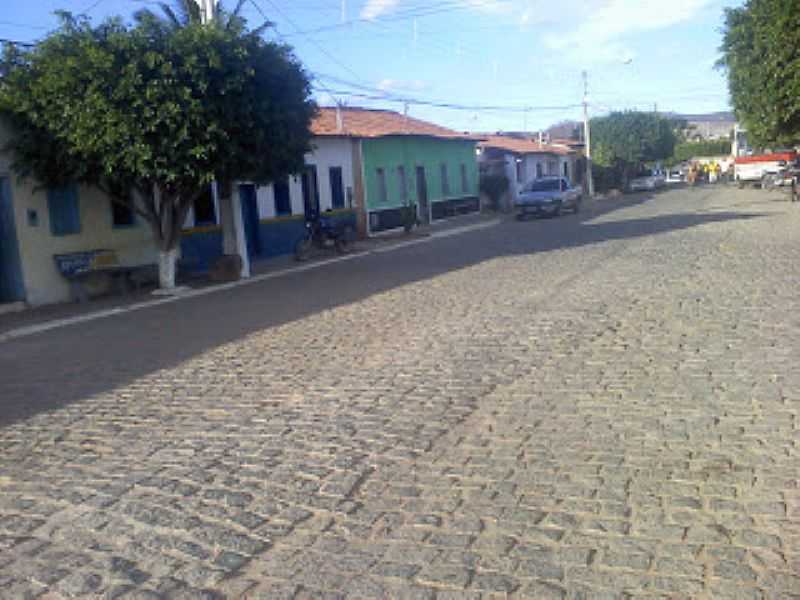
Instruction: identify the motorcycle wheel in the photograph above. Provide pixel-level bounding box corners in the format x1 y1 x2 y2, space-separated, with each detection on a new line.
294 238 313 262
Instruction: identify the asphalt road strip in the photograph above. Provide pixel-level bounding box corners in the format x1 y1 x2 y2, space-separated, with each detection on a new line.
0 218 500 344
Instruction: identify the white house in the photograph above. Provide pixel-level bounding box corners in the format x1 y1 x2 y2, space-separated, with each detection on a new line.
478 135 579 205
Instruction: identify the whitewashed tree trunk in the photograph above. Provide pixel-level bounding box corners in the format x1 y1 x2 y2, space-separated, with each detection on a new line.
158 248 178 290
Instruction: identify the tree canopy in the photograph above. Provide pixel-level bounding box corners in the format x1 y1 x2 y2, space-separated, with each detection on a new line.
0 11 315 286
668 139 732 166
718 0 800 147
591 111 677 174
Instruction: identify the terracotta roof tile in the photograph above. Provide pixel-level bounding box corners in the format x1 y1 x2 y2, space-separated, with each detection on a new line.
479 135 573 156
311 107 480 140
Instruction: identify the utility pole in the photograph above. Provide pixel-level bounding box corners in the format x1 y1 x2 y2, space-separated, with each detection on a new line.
582 70 594 197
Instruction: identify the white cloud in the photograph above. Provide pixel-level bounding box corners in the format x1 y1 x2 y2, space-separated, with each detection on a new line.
543 0 717 65
376 78 430 93
360 0 400 20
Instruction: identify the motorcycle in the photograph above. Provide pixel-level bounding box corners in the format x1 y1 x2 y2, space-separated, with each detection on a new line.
294 212 356 261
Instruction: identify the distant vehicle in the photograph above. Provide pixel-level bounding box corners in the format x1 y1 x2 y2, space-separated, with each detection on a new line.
734 151 797 188
665 169 684 184
515 177 582 218
628 172 666 192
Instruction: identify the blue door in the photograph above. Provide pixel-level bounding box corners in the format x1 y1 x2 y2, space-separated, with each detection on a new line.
238 184 261 261
0 177 25 303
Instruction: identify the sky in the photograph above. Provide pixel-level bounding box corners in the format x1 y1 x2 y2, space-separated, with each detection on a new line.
1 0 743 133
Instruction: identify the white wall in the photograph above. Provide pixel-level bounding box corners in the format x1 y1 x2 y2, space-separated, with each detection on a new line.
250 137 355 221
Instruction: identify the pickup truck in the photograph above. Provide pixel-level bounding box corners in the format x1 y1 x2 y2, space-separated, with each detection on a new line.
734 152 797 187
515 177 582 219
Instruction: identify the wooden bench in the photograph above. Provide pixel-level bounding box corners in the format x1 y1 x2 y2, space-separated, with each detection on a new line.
53 249 156 303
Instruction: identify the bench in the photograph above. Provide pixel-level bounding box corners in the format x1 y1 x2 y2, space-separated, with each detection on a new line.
53 249 156 303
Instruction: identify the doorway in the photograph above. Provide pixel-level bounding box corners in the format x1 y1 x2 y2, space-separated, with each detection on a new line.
0 177 24 303
238 184 261 261
415 166 430 225
301 166 320 220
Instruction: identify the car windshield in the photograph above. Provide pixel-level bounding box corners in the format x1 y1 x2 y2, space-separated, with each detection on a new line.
525 179 560 192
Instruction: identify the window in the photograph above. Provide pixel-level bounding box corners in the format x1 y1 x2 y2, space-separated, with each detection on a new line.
194 185 217 225
329 167 345 209
376 168 388 203
397 166 407 203
547 160 558 175
273 177 291 216
460 164 469 193
536 163 543 179
563 162 569 178
516 160 524 183
524 179 560 192
47 184 80 236
440 163 450 196
111 200 135 228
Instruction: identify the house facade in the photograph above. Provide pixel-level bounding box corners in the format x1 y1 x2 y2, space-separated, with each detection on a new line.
180 135 359 272
0 124 158 307
478 135 578 205
1 107 481 307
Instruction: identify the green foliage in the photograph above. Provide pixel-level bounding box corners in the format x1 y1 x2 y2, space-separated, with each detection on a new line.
591 111 677 168
718 0 800 147
0 12 315 254
669 140 732 165
479 173 510 210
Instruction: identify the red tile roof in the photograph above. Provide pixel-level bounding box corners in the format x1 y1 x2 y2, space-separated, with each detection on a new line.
311 107 480 140
479 135 573 156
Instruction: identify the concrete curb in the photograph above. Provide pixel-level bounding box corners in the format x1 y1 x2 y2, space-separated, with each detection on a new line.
0 218 501 344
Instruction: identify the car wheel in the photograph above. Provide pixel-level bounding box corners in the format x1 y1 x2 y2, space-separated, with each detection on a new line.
553 203 562 217
573 201 580 214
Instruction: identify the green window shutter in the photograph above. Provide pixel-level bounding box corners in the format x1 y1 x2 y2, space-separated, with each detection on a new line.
47 185 81 236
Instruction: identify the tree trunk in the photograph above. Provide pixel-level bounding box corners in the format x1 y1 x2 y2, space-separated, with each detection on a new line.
158 247 178 290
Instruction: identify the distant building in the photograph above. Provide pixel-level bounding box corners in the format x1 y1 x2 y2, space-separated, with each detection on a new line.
678 112 736 141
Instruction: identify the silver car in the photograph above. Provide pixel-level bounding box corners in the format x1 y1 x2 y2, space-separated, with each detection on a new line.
515 177 582 219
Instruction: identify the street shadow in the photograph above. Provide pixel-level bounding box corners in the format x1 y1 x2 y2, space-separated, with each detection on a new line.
0 201 767 428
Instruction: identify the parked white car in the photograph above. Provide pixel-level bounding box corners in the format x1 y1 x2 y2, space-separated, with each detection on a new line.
628 173 665 192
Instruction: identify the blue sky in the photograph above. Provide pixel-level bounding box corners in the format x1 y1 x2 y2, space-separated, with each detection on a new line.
2 0 742 132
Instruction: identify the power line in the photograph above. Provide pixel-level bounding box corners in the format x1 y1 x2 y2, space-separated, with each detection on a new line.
0 37 35 47
255 0 367 84
312 86 583 114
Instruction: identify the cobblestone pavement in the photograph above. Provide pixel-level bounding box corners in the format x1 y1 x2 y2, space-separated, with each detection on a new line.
1 186 799 599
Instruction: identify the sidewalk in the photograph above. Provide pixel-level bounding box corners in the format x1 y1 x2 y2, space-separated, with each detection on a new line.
0 211 501 341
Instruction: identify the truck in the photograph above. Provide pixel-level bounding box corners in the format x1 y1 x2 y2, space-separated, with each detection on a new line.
734 151 798 188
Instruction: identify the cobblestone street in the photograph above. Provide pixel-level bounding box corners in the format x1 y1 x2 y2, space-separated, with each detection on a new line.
1 185 799 599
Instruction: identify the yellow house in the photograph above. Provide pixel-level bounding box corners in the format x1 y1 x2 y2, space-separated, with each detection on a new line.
0 122 158 308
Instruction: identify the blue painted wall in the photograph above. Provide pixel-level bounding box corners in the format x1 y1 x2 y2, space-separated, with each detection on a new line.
180 228 223 273
179 209 357 271
257 217 306 258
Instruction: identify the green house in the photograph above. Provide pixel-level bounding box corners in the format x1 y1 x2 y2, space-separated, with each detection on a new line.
314 107 482 234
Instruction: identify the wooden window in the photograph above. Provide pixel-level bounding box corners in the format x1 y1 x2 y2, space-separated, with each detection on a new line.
460 163 469 193
193 185 217 225
376 168 388 203
273 177 292 215
47 184 80 236
329 167 345 209
397 166 407 203
440 163 450 196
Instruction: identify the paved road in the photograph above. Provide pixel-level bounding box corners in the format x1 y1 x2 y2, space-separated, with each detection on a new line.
1 186 798 599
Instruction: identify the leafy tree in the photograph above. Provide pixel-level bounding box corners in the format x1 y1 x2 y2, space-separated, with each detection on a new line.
0 12 315 288
669 140 732 165
591 111 677 187
718 0 800 148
